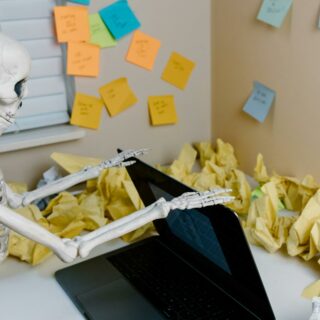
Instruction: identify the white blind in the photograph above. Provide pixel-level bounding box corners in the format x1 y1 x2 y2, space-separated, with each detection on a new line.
0 0 71 133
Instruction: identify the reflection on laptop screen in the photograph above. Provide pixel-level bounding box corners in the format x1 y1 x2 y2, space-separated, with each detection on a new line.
149 182 231 275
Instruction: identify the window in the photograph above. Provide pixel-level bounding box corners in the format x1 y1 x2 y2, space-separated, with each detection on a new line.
0 0 83 150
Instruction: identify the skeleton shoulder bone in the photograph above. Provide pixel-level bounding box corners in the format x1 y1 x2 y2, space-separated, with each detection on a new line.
0 32 234 262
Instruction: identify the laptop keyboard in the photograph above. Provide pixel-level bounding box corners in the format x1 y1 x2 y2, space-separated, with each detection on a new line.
108 240 248 320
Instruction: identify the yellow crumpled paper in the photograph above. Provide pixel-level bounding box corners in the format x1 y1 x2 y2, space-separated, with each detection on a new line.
156 140 320 299
8 154 154 265
157 139 251 215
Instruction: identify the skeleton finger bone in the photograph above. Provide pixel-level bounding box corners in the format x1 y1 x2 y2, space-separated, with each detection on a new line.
168 189 234 211
185 196 235 210
99 148 148 169
118 148 149 160
117 160 136 168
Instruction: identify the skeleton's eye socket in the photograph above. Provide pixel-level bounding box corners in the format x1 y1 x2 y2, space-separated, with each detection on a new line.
14 78 26 98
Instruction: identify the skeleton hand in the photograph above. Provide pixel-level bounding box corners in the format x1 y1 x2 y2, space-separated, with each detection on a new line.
165 188 234 212
97 148 148 170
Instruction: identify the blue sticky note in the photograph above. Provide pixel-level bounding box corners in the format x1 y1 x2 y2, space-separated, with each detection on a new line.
99 0 141 40
69 0 90 5
243 81 276 123
257 0 293 28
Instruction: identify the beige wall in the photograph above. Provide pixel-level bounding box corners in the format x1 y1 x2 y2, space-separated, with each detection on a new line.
0 0 212 187
213 0 320 180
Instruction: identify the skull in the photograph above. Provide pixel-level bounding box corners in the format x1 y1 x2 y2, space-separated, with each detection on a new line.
0 33 31 135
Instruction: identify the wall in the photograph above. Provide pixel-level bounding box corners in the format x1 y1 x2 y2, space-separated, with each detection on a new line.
213 0 320 180
0 0 212 187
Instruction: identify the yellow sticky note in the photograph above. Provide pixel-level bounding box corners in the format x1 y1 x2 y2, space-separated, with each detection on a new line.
70 93 103 129
67 42 100 77
126 30 161 71
148 95 177 126
54 6 90 43
161 52 195 90
99 78 138 117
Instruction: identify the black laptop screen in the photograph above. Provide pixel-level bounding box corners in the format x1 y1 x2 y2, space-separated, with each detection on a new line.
149 182 232 275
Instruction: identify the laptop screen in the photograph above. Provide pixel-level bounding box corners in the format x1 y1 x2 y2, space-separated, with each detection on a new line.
123 156 275 319
149 182 231 275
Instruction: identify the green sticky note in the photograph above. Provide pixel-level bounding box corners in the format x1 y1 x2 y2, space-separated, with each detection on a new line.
89 13 117 48
251 186 285 211
257 0 293 28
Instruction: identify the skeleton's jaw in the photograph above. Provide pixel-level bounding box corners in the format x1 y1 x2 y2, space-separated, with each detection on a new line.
0 116 14 135
0 100 21 136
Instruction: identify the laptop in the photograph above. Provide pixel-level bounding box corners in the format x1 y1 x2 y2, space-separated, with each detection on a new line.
55 156 275 320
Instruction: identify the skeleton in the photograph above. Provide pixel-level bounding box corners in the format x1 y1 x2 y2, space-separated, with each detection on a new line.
0 33 234 263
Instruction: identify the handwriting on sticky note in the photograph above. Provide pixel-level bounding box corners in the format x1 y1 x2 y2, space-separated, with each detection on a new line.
148 95 178 126
126 30 161 70
71 93 103 129
161 52 195 90
257 0 293 28
99 0 141 40
99 78 138 117
54 6 90 43
67 42 100 77
89 13 116 48
243 81 276 123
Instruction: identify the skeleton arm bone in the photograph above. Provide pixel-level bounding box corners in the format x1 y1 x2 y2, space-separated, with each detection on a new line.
5 149 147 209
76 189 234 258
78 199 164 243
77 198 168 258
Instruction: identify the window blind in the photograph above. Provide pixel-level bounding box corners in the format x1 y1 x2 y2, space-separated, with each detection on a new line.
0 0 72 133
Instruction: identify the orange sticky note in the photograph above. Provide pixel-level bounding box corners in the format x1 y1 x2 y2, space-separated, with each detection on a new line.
67 42 100 77
71 93 103 129
54 6 90 43
161 52 195 90
99 78 138 117
148 95 178 126
126 30 161 70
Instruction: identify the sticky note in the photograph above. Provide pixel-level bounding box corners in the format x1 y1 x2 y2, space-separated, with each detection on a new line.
161 52 195 90
148 95 178 126
99 78 138 117
67 42 100 77
89 13 117 48
126 30 161 70
53 6 90 43
70 93 103 129
257 0 293 28
68 0 90 5
243 81 276 123
99 0 141 40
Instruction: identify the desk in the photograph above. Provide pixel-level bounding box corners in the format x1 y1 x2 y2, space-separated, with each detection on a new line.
0 238 318 320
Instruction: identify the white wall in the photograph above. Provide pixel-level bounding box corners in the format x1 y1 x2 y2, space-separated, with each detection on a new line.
0 0 212 187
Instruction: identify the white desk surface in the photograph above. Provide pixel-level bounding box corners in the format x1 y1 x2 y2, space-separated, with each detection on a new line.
0 238 318 320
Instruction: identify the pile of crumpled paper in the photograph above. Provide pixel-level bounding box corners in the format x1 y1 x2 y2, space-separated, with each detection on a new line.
7 139 320 298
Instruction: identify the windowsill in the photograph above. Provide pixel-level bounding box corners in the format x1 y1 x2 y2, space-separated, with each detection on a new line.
0 125 86 153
